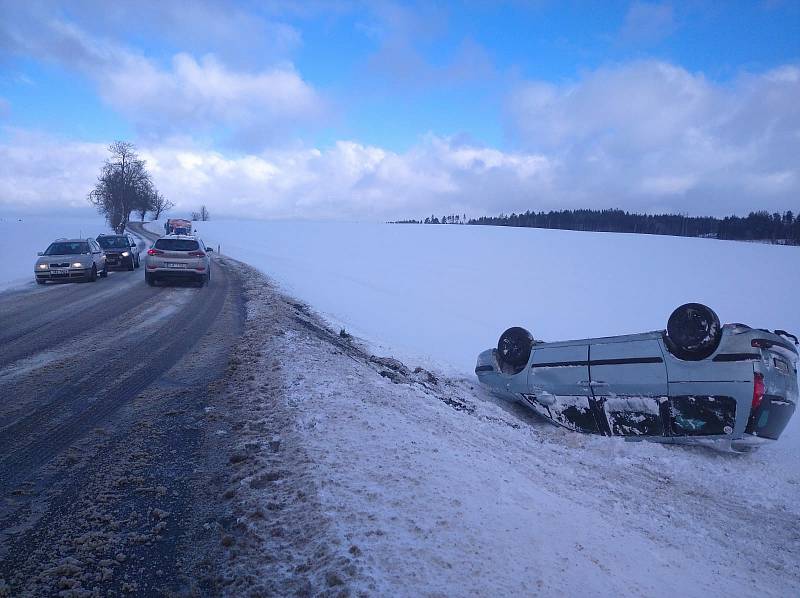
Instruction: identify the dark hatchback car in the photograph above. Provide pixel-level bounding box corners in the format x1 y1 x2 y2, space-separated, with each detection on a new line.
97 234 140 270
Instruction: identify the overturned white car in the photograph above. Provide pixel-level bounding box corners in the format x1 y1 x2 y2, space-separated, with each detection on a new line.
476 303 798 450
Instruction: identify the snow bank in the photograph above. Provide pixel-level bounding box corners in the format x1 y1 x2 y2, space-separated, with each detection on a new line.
154 220 800 377
224 264 800 597
0 215 110 290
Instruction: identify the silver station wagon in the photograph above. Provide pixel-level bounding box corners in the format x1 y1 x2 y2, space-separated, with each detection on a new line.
476 303 798 451
34 238 108 284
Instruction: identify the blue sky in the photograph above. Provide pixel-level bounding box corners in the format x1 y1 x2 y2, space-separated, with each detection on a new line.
0 1 798 219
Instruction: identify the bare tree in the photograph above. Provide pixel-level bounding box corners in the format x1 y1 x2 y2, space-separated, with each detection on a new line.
151 191 174 220
199 205 210 221
136 186 157 222
88 141 157 232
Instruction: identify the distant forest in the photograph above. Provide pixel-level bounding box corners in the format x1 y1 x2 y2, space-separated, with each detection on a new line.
392 209 800 245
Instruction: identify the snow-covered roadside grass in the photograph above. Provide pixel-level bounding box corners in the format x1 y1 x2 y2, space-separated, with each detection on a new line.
0 215 110 290
216 260 800 597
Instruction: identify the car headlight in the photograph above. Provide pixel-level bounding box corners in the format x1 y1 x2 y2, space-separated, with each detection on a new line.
72 262 84 268
122 251 130 257
38 263 48 269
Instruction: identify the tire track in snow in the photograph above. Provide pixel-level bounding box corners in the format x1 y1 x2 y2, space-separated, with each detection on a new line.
0 262 230 512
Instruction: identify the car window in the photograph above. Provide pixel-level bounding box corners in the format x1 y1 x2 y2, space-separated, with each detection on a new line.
97 236 130 249
154 239 200 251
44 242 90 255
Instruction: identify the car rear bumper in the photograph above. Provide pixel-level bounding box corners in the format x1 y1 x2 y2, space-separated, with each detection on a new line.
147 267 206 280
745 395 796 440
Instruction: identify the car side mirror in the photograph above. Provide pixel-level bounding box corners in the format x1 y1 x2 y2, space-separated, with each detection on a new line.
37 251 44 256
206 247 214 252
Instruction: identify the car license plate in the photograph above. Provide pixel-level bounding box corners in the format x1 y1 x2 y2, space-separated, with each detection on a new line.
51 268 69 275
166 262 187 268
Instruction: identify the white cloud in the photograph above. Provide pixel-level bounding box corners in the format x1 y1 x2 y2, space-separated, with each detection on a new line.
0 129 107 212
1 14 323 147
3 56 798 222
0 132 557 220
102 52 322 143
507 61 800 214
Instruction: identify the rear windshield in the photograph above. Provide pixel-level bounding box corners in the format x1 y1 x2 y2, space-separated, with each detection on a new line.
97 236 130 249
154 239 199 251
44 242 90 256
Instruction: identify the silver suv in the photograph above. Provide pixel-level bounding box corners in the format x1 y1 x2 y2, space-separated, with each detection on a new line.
144 235 211 287
34 238 108 284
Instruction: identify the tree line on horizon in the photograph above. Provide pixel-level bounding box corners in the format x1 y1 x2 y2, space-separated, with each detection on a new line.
393 208 800 245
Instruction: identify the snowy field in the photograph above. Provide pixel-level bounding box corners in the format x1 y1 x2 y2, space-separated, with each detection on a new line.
148 217 799 472
151 219 800 376
2 217 798 594
221 260 800 597
0 215 111 290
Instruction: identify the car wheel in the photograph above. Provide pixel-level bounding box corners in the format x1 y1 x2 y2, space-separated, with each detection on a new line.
497 327 534 370
36 279 46 285
100 264 108 278
665 303 721 361
145 272 156 286
135 255 140 268
89 265 97 282
127 258 135 271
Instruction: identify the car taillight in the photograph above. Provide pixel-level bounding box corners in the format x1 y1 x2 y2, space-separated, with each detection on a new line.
147 249 163 255
188 251 206 257
751 339 770 349
752 372 765 412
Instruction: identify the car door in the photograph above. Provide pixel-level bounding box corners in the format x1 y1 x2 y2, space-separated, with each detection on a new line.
526 344 603 433
589 338 668 436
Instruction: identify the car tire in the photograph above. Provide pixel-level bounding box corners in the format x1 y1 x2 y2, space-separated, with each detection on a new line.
145 272 156 286
135 255 140 268
665 303 721 361
100 264 108 278
497 327 534 370
89 265 97 282
127 258 135 271
36 279 46 285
